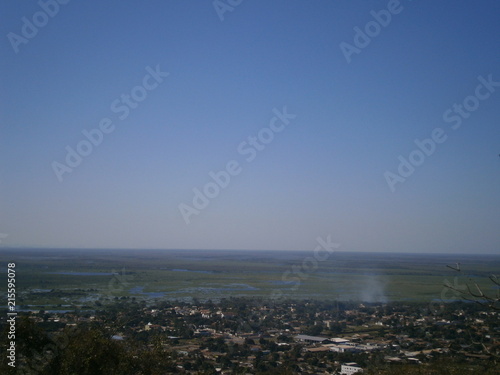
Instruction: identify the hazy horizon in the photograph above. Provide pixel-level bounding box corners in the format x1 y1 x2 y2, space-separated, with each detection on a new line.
2 247 499 257
1 1 499 254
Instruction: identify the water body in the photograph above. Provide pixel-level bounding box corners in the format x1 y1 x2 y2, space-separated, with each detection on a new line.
129 283 258 299
185 283 258 292
268 280 295 285
129 286 167 298
0 307 93 313
170 269 212 274
4 249 498 303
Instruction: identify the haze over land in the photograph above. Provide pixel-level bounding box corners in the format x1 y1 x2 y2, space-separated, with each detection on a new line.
1 249 499 305
1 1 499 254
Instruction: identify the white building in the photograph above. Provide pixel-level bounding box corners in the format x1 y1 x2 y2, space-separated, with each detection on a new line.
330 337 350 344
328 344 359 353
340 362 363 375
294 334 330 344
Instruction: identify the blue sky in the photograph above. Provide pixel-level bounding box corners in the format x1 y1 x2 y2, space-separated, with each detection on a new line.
1 0 499 253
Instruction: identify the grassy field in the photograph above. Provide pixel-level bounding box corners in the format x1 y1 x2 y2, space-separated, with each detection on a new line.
1 248 498 310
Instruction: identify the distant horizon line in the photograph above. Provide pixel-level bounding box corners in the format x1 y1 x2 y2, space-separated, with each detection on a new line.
0 246 498 256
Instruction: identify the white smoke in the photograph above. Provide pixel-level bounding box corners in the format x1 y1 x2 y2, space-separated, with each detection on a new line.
359 274 388 303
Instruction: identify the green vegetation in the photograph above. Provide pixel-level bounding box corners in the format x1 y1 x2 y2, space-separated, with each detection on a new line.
1 249 498 310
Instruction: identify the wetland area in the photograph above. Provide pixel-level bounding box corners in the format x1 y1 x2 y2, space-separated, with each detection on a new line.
1 248 498 313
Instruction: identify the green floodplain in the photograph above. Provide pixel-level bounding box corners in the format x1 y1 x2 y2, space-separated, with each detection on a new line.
1 248 499 311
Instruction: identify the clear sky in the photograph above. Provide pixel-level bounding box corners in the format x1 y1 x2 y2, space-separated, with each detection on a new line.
1 0 499 253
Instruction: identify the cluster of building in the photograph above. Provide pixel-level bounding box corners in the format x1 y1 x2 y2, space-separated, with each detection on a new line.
21 298 499 374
